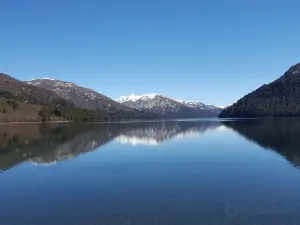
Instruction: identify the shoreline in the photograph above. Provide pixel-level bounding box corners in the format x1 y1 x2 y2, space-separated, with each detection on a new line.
0 121 73 125
0 117 226 125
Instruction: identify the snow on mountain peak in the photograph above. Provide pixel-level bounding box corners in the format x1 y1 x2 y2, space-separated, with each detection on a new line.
28 77 56 82
116 93 222 117
176 99 203 104
27 78 77 88
117 94 221 110
175 99 207 108
117 93 159 103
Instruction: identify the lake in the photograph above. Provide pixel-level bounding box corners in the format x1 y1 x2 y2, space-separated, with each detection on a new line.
1 119 300 225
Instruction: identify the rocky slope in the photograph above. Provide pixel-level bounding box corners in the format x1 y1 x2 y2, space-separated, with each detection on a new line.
116 94 221 118
219 63 300 117
177 100 222 114
0 73 78 122
26 78 157 120
0 73 73 108
0 73 136 122
26 78 135 112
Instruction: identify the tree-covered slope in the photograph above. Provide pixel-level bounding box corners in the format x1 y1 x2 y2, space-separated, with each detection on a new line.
219 63 300 117
0 73 156 122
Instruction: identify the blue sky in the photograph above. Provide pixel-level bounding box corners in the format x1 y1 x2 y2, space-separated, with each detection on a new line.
1 0 299 106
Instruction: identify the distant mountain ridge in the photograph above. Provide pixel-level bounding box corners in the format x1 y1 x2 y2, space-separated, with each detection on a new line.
176 99 222 114
219 63 300 117
117 93 159 103
116 93 222 117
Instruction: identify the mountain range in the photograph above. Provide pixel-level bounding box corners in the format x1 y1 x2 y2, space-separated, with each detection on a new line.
0 74 221 122
3 60 300 122
0 73 76 122
26 78 157 121
220 62 300 117
26 78 134 112
116 93 222 118
0 73 73 108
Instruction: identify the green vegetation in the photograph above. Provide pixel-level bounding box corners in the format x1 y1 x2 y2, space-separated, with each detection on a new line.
0 99 19 113
219 63 300 117
0 99 139 123
37 106 110 122
59 107 109 122
0 73 159 123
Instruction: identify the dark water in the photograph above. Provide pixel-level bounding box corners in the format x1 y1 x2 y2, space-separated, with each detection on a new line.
1 119 300 225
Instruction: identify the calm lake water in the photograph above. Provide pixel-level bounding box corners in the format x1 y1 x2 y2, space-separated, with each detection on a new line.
1 119 300 225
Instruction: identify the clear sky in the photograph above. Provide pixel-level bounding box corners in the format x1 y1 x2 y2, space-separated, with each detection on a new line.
1 0 299 106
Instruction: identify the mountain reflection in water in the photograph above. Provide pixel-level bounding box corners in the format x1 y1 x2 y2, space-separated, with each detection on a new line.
2 119 300 224
2 118 300 173
222 118 300 168
0 120 219 171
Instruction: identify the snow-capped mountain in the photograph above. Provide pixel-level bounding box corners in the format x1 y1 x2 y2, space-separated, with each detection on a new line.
116 94 222 117
117 93 158 103
117 93 183 116
26 78 134 112
177 100 222 114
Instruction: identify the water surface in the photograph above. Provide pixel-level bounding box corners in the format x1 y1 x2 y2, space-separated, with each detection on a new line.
1 119 300 225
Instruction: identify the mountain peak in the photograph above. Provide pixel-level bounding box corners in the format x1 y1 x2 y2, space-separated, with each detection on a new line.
27 78 77 87
27 77 56 81
0 73 19 82
25 78 135 112
116 93 159 103
288 63 300 75
116 94 222 117
176 99 204 105
219 62 300 118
